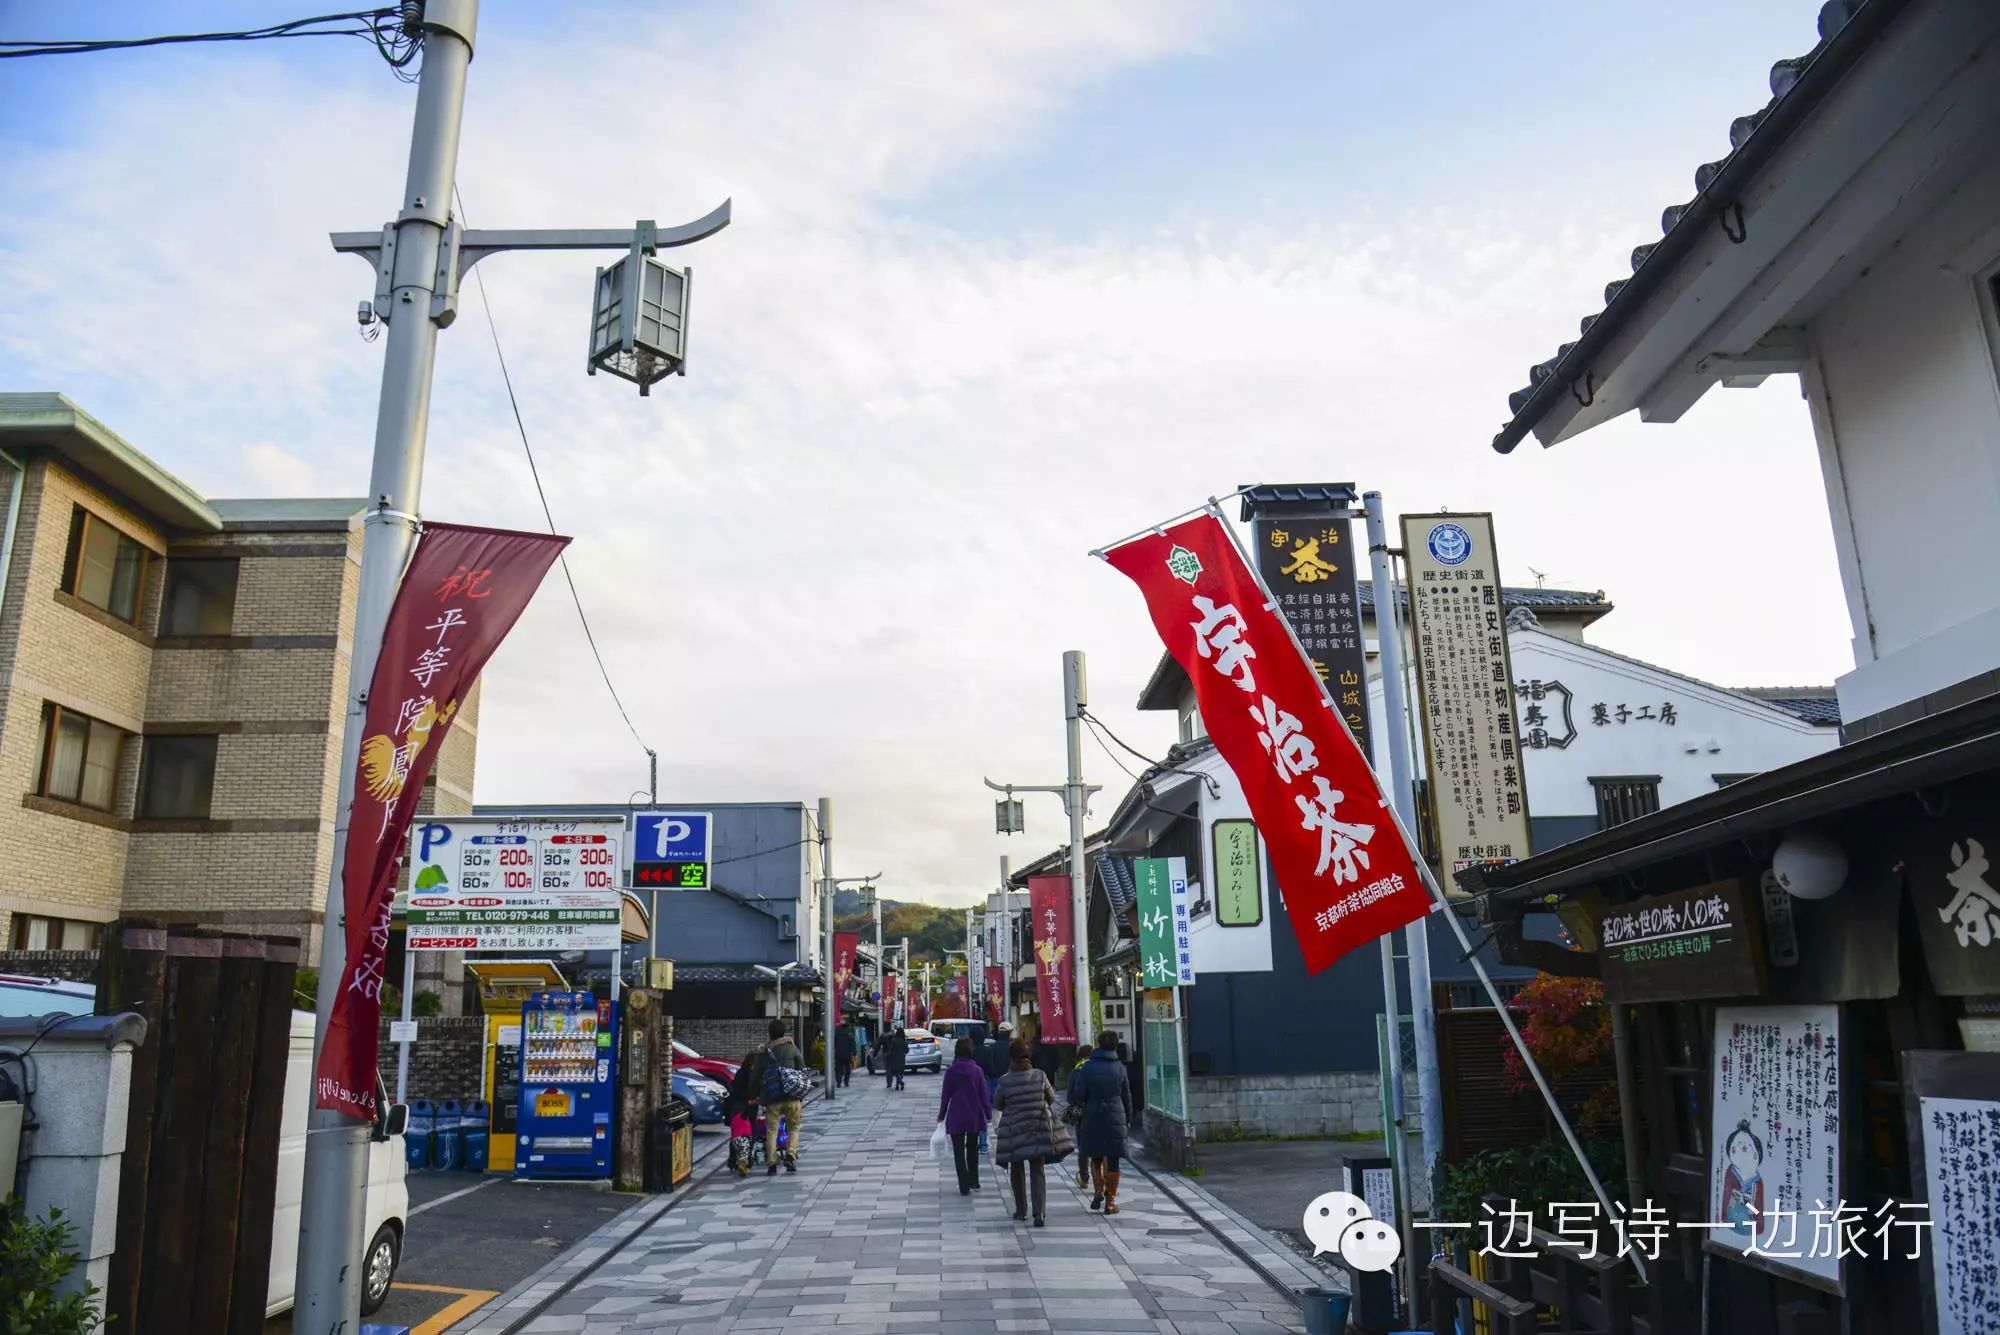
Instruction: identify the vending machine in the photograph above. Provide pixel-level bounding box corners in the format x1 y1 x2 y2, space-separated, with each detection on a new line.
515 990 619 1179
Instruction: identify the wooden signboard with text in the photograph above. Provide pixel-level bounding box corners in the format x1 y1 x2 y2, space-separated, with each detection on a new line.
1596 879 1763 1004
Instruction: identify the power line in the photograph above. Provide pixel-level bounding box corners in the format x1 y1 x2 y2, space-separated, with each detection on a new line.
454 185 654 763
1 8 396 59
1079 707 1219 796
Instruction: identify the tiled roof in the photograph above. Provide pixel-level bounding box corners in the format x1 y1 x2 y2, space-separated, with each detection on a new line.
1359 581 1610 617
1737 686 1841 727
671 964 824 986
1095 856 1136 915
1235 484 1360 519
1491 0 1886 453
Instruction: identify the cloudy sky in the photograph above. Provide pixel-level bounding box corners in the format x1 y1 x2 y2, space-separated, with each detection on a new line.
0 1 1851 905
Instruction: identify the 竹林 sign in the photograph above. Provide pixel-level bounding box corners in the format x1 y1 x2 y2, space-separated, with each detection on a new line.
405 817 624 953
1102 512 1430 975
1595 880 1762 1004
1400 513 1532 896
1135 856 1196 987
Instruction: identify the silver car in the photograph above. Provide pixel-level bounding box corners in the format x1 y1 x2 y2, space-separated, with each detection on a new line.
867 1027 942 1074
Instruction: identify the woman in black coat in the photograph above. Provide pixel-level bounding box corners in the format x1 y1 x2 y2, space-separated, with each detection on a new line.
883 1026 909 1091
1072 1030 1133 1214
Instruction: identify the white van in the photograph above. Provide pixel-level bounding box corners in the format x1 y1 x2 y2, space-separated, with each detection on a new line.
267 1009 411 1317
924 1017 991 1058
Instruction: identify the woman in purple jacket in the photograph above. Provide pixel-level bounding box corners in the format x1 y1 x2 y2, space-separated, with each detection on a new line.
937 1038 994 1195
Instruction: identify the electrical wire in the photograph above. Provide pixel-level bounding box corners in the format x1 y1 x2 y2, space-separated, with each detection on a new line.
1079 707 1219 796
1 9 397 58
453 185 655 765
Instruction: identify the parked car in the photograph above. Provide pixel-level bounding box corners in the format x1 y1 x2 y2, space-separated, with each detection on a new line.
923 1018 989 1054
0 976 409 1315
671 1068 728 1125
868 1026 942 1074
0 974 93 1017
670 1038 739 1085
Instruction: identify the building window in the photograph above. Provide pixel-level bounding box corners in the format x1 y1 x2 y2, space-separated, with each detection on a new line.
161 558 238 635
138 735 218 819
1591 775 1661 829
37 704 126 810
8 915 100 951
62 507 149 624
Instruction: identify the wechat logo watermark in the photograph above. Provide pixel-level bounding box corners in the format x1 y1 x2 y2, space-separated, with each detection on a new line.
1303 1190 1401 1273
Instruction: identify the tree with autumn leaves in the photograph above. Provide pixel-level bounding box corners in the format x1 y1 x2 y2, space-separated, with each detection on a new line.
1499 973 1621 1130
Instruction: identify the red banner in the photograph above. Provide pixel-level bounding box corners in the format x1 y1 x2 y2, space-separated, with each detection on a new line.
883 972 897 1025
1029 875 1076 1042
832 931 859 1011
314 523 570 1118
986 965 1005 1026
1103 513 1429 975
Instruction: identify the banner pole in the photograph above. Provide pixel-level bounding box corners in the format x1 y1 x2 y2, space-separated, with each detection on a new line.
1088 485 1256 561
1198 500 1643 1282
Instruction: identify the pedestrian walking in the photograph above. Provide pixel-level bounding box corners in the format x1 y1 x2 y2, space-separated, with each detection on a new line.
993 1037 1066 1226
1066 1043 1095 1190
725 1049 763 1177
759 1019 810 1175
976 1023 1011 1154
937 1038 993 1195
883 1025 909 1091
833 1025 855 1088
1073 1030 1133 1215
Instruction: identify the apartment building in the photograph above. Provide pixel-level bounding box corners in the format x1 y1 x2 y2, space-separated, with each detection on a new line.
0 394 476 958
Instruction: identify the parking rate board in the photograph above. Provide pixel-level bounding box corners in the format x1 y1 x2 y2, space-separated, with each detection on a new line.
406 817 624 952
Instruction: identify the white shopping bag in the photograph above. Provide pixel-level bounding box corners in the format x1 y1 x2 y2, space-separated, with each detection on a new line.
929 1122 948 1160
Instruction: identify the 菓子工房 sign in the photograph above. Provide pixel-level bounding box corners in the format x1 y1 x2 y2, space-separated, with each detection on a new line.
1595 880 1762 1004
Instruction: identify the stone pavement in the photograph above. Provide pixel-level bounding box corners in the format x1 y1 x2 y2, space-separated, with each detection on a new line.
459 1078 1312 1334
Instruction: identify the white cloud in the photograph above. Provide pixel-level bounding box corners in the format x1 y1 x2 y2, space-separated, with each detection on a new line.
0 0 1853 904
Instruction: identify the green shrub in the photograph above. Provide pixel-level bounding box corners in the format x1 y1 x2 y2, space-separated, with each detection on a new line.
411 989 443 1018
1435 1136 1626 1238
0 1199 107 1334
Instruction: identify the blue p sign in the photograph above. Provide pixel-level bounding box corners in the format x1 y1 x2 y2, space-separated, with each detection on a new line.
634 811 712 865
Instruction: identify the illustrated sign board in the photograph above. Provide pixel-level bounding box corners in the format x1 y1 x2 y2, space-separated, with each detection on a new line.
1706 1003 1842 1291
630 810 713 888
1400 513 1532 896
1900 1050 2000 1335
407 817 623 952
1255 514 1371 760
1596 879 1762 1004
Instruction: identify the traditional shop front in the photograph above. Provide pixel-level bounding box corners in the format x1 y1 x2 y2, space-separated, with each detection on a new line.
1460 692 2000 1335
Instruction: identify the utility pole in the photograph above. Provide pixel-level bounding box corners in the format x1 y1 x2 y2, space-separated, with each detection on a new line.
819 798 835 1098
874 893 885 1032
298 4 730 1321
1366 491 1445 1203
983 653 1100 1048
998 854 1011 1027
1062 651 1092 1043
296 5 475 1324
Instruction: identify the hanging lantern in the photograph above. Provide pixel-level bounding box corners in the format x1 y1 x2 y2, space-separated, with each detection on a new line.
587 221 690 395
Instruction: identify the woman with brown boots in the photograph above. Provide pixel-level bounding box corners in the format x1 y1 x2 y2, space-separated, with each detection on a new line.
1072 1030 1133 1215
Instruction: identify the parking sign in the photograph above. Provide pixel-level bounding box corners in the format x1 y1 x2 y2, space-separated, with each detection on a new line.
631 811 713 888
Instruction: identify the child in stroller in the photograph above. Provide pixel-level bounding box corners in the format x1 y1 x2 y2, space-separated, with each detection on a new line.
725 1049 790 1177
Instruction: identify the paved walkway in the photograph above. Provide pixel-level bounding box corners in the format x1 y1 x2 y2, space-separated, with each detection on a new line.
459 1078 1311 1334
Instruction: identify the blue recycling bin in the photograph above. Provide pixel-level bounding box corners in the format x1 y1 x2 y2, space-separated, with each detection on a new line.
404 1100 435 1172
1300 1287 1352 1334
462 1099 490 1172
431 1098 464 1171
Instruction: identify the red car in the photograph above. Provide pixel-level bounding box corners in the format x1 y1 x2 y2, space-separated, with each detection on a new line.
672 1038 739 1085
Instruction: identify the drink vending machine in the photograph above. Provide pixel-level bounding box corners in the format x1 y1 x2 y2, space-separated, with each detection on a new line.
515 990 619 1178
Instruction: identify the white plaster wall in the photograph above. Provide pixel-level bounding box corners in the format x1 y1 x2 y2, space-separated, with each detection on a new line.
1366 628 1838 819
1805 149 2000 720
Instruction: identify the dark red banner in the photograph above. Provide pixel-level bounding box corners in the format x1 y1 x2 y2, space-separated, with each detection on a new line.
1029 875 1076 1042
314 522 570 1119
883 972 896 1025
985 965 1005 1026
1103 513 1429 975
832 931 859 1010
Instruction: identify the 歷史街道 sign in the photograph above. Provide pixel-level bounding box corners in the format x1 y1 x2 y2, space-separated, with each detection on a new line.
1400 513 1532 896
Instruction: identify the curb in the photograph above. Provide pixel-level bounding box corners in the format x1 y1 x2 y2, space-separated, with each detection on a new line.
1132 1145 1347 1299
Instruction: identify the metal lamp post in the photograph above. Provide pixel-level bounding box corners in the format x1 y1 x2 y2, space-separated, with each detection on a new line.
820 868 880 1099
984 651 1101 1049
754 961 800 1027
298 2 730 1324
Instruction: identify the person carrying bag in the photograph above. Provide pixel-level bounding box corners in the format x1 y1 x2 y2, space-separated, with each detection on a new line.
993 1036 1070 1226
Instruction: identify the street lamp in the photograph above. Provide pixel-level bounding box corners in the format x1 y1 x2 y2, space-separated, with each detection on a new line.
588 222 690 394
753 961 800 1028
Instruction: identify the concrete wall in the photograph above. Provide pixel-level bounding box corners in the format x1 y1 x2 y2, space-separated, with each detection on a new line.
1805 147 2000 724
1185 1070 1419 1141
674 1017 773 1065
